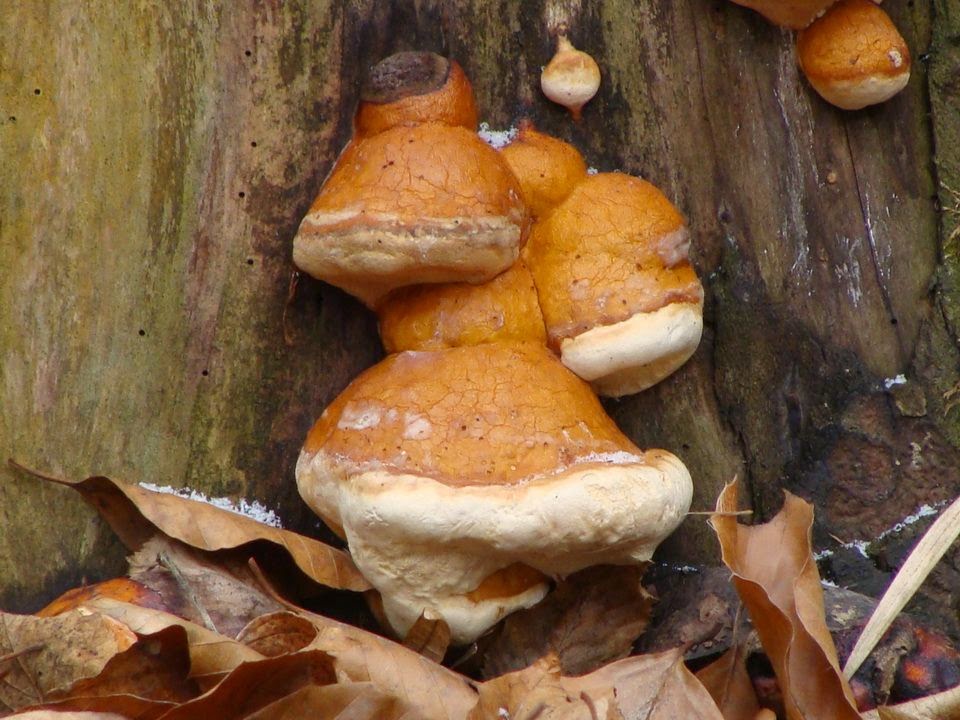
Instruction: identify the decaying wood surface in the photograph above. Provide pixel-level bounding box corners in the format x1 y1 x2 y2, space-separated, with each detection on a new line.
2 1 958 636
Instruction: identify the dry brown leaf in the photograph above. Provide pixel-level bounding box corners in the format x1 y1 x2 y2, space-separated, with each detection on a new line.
711 480 860 720
73 597 262 689
21 695 175 720
242 682 419 719
402 612 451 663
300 611 478 719
471 655 618 720
566 648 726 719
36 579 167 618
157 650 335 720
28 470 368 592
696 647 761 720
0 610 137 713
483 565 653 678
236 612 318 657
45 625 195 707
128 536 283 638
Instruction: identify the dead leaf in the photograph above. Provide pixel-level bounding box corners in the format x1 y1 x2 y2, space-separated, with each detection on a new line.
483 565 653 678
73 597 262 689
128 536 283 638
36 579 167 618
22 469 368 592
476 648 726 719
402 612 450 663
696 647 761 720
0 611 136 713
236 612 318 657
566 648 726 719
157 650 335 720
47 625 196 704
301 611 478 719
242 682 419 719
711 480 860 720
20 696 174 720
471 655 615 720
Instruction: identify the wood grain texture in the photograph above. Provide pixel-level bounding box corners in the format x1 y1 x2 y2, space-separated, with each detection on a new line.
1 0 958 633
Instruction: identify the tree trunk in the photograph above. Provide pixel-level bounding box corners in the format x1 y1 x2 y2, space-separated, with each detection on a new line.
2 1 958 636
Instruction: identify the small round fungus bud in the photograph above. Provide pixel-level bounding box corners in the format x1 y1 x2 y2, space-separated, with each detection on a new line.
797 0 911 110
540 36 601 120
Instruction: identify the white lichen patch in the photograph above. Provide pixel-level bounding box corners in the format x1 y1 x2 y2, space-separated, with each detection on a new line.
477 122 518 150
139 483 283 528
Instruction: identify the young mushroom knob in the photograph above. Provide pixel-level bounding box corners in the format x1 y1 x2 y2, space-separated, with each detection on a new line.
540 36 601 120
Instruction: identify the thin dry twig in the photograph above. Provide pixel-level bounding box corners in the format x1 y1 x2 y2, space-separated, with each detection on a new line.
158 550 218 634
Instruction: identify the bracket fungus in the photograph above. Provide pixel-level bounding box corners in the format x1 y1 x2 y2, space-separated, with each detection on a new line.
296 342 692 643
797 0 911 110
292 52 526 308
293 53 702 644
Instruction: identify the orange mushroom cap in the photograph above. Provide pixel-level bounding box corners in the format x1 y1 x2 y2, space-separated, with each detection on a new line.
797 0 911 110
729 0 838 30
293 123 528 308
540 37 601 120
377 261 547 353
499 123 588 220
355 52 478 138
297 341 691 642
523 172 704 396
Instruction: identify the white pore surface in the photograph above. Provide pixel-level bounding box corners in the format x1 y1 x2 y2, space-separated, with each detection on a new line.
560 302 703 397
810 70 910 110
297 448 692 643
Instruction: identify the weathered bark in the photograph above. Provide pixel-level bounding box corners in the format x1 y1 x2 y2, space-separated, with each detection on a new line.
1 1 958 636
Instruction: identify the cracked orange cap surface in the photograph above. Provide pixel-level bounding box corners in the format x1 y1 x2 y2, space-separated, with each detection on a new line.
500 123 588 219
797 0 910 110
293 123 527 307
355 52 478 138
524 172 702 349
302 342 637 486
377 261 547 352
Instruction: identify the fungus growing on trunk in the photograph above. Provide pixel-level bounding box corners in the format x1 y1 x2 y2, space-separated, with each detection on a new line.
797 0 911 110
296 342 692 643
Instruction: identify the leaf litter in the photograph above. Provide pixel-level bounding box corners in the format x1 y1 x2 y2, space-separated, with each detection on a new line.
4 466 958 718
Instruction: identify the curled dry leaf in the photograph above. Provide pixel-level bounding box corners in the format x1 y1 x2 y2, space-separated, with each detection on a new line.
36 579 167 618
73 597 262 689
298 611 478 720
865 683 960 720
157 650 335 720
242 682 419 720
0 610 136 713
711 480 860 720
482 565 653 678
236 612 318 657
695 646 761 720
401 612 451 664
25 470 368 592
475 647 725 719
128 536 283 639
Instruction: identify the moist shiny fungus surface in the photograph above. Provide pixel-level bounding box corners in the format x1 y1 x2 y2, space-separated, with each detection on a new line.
377 261 547 352
355 52 478 138
523 172 703 349
500 124 588 219
302 342 642 487
797 0 910 109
